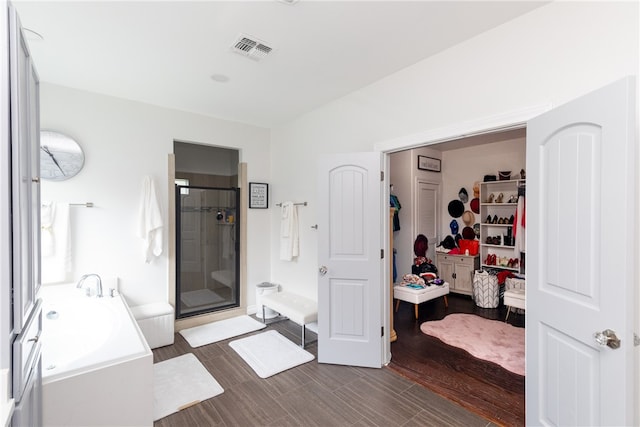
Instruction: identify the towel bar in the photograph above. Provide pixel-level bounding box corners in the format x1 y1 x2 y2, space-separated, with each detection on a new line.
276 202 307 207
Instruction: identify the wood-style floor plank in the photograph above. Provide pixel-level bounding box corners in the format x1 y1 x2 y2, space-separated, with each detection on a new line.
153 296 523 427
389 293 525 427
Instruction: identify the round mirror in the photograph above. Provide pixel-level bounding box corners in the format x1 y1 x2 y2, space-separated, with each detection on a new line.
40 131 85 181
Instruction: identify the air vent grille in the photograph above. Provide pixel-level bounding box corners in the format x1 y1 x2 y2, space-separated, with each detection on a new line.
232 34 274 61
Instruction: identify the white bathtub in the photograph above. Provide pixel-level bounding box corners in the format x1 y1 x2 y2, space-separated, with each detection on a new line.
40 284 153 427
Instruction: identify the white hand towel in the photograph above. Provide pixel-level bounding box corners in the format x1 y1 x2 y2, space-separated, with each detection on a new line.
41 202 71 284
138 176 163 263
279 202 299 261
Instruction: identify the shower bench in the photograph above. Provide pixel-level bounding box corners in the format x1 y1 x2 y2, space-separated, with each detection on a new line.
260 291 317 348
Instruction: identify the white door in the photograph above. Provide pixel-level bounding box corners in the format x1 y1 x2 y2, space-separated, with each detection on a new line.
526 77 636 425
317 152 384 368
415 181 439 262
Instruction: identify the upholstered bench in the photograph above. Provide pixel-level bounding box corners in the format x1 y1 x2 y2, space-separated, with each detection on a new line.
130 302 174 349
260 291 318 348
503 288 525 321
394 282 450 320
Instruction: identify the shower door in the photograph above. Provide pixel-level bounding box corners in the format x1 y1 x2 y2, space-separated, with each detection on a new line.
176 185 240 318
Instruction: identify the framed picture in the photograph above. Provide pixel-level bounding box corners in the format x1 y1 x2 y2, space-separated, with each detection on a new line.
249 182 269 209
417 155 441 172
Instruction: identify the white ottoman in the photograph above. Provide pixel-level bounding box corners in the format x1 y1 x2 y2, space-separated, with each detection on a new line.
394 282 450 320
130 303 175 349
503 288 525 321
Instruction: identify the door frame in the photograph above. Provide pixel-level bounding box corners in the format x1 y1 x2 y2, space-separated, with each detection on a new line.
376 104 550 363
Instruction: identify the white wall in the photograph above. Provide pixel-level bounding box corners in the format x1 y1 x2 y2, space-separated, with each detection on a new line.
269 1 638 302
40 83 271 308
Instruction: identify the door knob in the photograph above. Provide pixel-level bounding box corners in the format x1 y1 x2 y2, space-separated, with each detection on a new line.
594 329 621 349
319 266 328 276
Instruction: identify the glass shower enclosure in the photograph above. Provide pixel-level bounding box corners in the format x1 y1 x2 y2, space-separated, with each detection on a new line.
176 185 240 318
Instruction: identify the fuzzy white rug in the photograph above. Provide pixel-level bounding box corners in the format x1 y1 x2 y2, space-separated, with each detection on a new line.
179 315 267 348
153 353 223 421
420 313 525 376
229 330 314 378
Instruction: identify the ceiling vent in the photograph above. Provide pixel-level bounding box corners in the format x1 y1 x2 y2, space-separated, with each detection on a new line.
232 34 273 61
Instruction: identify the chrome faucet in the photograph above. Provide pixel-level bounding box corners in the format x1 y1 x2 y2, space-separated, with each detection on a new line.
76 274 103 297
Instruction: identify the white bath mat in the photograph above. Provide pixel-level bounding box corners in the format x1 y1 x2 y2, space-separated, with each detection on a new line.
179 315 267 348
229 330 315 378
153 353 223 421
180 289 225 307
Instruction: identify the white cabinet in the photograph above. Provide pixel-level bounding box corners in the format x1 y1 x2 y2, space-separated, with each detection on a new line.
436 253 479 296
9 3 40 331
479 179 524 273
6 4 42 426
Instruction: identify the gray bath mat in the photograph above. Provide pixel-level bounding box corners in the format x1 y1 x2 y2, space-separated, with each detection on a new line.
180 289 225 307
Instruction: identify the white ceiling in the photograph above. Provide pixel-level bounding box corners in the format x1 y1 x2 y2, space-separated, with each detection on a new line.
13 1 546 128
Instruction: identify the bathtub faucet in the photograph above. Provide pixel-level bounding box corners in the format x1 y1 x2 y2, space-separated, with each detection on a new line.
77 274 103 298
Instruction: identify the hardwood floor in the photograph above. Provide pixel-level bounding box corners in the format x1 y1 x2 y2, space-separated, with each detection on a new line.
389 293 525 427
153 310 503 427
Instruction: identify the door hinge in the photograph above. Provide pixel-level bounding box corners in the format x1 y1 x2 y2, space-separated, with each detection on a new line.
381 249 384 259
634 333 640 347
381 326 384 337
380 171 384 181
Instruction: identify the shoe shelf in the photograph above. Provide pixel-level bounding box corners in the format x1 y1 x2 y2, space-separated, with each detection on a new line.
479 179 525 274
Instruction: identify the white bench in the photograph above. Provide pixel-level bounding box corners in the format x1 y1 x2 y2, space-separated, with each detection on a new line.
260 291 318 348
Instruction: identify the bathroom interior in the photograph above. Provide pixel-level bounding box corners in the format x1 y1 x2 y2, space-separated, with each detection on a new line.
2 1 638 426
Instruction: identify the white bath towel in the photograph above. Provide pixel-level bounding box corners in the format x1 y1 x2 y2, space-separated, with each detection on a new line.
138 176 163 263
279 202 299 261
40 201 55 257
41 202 71 284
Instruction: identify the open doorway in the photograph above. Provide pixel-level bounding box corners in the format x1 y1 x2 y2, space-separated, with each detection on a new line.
387 127 527 425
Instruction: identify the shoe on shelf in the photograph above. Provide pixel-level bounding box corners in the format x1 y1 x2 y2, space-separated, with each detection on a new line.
492 215 498 224
486 215 492 224
495 193 504 203
487 193 495 203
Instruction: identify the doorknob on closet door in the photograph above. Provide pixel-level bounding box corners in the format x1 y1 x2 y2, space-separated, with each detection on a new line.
319 266 328 276
594 329 621 349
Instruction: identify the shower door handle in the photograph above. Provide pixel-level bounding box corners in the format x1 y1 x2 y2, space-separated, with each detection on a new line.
319 266 328 276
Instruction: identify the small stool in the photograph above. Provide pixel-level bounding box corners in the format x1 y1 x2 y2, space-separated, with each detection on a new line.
130 302 175 349
503 288 525 321
393 282 450 320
